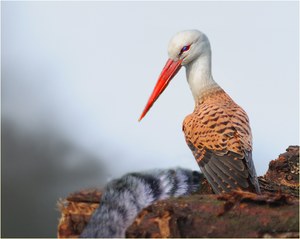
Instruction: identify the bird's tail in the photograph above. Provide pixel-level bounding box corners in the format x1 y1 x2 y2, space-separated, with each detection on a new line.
80 167 202 238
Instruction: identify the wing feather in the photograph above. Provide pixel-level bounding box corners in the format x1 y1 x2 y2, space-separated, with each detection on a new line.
206 160 237 190
200 166 221 193
211 156 249 188
183 90 260 194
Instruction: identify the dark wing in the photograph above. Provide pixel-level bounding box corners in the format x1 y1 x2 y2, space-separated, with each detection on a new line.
187 141 260 194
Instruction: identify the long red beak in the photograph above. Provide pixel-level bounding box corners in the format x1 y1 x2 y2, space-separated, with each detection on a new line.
139 59 182 121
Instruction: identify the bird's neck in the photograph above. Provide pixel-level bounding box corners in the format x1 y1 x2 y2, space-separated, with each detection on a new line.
185 53 221 103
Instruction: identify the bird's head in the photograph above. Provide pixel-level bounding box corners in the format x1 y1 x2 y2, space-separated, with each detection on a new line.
167 30 211 66
139 30 211 121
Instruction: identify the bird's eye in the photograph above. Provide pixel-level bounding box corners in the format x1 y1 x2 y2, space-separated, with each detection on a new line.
179 45 191 56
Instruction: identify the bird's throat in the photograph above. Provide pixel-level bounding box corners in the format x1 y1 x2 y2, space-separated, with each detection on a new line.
185 53 220 102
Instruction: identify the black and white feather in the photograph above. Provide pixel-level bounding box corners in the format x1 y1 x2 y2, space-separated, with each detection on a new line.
80 167 202 238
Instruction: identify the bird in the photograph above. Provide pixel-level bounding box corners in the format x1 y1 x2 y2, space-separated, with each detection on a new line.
139 30 261 194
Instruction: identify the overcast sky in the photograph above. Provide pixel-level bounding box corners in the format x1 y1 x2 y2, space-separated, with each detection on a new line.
3 1 299 177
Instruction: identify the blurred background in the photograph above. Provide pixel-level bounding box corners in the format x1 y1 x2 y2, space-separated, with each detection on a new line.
2 1 299 237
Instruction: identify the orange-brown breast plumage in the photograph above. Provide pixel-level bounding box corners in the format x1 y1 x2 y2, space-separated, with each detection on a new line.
183 88 261 194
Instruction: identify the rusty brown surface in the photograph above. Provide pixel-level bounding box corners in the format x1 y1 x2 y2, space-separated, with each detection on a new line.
57 189 101 238
264 146 299 185
57 146 299 238
126 192 299 238
258 145 299 197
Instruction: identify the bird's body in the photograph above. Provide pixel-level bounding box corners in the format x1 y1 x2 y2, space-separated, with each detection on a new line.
183 87 260 193
139 30 261 194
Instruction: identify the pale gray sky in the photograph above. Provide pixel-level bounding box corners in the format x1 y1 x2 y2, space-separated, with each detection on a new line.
3 1 299 178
